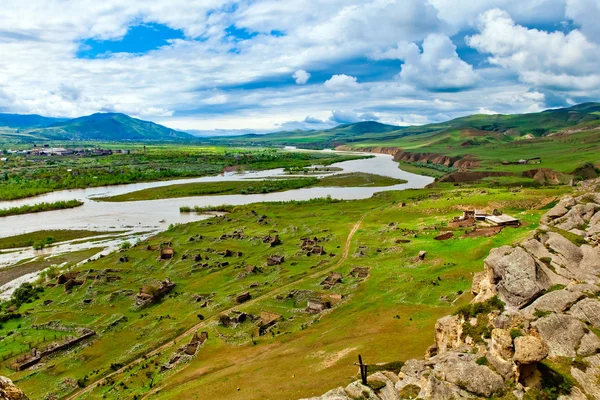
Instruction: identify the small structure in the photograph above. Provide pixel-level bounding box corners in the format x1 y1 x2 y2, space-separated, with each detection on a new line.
263 234 281 247
349 267 369 280
160 247 174 260
267 255 284 266
320 272 342 289
485 214 520 226
57 271 79 284
235 291 251 304
258 311 283 335
136 277 175 307
307 298 329 314
474 210 488 221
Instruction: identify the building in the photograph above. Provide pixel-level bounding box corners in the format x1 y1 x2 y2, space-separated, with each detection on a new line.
485 214 520 226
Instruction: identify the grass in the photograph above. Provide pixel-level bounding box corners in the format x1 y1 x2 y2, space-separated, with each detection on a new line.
99 173 407 202
0 200 83 218
0 184 570 400
0 230 117 250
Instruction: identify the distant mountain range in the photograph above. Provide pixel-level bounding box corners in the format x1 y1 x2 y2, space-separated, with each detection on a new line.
1 103 599 143
0 112 192 142
209 102 600 148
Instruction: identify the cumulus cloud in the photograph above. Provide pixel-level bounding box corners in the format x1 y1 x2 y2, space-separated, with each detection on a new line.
467 9 600 91
293 70 311 84
374 33 478 91
324 74 359 90
566 0 600 44
328 110 379 124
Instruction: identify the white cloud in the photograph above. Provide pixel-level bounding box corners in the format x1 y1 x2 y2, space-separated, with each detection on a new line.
293 70 311 84
566 0 600 43
374 34 478 91
467 9 600 91
324 74 359 90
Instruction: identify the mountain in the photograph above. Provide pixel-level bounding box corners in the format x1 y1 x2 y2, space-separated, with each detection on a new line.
211 103 600 148
30 113 193 141
0 113 67 129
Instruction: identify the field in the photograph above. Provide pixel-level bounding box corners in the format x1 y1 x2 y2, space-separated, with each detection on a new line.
0 146 366 200
100 173 408 202
0 183 569 399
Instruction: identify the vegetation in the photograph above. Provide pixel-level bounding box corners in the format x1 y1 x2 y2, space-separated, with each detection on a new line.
0 200 83 218
315 172 407 187
0 230 117 250
454 296 505 319
0 147 365 200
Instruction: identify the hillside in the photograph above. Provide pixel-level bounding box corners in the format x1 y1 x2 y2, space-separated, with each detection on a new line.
0 113 65 129
30 113 193 141
212 103 600 149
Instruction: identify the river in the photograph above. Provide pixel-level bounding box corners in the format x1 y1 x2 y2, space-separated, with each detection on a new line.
0 151 433 295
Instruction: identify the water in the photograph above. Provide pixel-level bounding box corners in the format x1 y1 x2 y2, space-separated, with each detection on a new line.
0 151 433 295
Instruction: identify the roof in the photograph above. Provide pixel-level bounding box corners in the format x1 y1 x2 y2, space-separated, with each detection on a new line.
474 209 488 215
485 214 519 224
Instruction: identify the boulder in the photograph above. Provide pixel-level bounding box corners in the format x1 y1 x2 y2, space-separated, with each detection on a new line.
0 376 29 400
569 298 600 328
344 381 378 400
571 354 600 400
522 290 583 319
542 232 583 272
513 336 548 364
367 372 400 400
483 246 548 308
418 374 475 399
544 203 569 221
300 387 351 400
434 316 464 354
431 352 504 397
577 332 600 356
533 313 587 357
490 329 514 360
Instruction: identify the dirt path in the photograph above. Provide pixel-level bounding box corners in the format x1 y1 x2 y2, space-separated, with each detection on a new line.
65 212 369 400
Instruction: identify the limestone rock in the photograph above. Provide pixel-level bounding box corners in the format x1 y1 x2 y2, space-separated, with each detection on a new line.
533 313 587 357
300 387 351 400
344 381 378 400
490 329 514 360
430 352 504 398
522 290 583 319
513 336 548 364
483 246 547 308
557 386 588 400
367 372 400 400
577 332 600 356
571 354 600 400
417 374 475 400
569 298 600 328
434 316 464 354
544 203 569 221
0 377 28 400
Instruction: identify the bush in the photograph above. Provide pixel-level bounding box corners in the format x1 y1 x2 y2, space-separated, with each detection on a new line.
454 296 505 319
476 356 489 365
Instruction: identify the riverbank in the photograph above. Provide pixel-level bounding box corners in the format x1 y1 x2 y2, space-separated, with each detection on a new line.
0 200 83 218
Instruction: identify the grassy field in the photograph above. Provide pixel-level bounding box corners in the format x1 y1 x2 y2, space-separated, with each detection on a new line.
0 183 569 399
0 200 83 218
0 146 366 200
100 173 408 202
0 230 118 250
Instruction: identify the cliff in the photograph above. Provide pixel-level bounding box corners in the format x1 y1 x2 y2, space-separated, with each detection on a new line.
303 179 600 400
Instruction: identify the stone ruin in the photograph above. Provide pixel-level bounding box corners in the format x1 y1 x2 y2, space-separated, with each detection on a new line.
56 271 84 292
135 277 175 308
263 234 282 247
159 247 174 260
267 255 285 266
220 229 244 240
235 291 251 304
301 237 325 256
349 267 369 280
320 272 342 289
258 311 283 335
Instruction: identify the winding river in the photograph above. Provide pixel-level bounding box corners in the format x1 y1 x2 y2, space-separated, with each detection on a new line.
0 151 433 295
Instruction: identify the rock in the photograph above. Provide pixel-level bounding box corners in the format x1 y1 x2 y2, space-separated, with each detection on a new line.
483 246 548 308
578 245 600 280
567 283 600 296
434 316 464 354
571 354 600 400
367 372 400 400
533 313 587 357
344 381 379 400
418 251 427 260
569 298 600 328
490 329 514 360
0 376 29 400
486 351 515 380
300 387 351 400
418 374 475 399
522 290 584 318
542 232 583 274
544 203 569 220
577 332 600 356
431 352 504 397
557 386 588 400
513 336 548 364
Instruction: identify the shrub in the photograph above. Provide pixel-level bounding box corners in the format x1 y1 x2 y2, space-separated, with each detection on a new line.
454 296 505 319
476 356 489 366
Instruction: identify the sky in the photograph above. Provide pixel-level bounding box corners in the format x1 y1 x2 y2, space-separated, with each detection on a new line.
0 0 599 134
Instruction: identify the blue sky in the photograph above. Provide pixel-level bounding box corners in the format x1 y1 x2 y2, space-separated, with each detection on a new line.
0 0 599 133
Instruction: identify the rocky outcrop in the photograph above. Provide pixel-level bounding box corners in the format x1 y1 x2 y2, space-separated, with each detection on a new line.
0 376 28 399
303 179 600 400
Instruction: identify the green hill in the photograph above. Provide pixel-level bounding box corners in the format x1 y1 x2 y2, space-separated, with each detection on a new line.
212 103 600 148
31 113 193 141
0 113 66 129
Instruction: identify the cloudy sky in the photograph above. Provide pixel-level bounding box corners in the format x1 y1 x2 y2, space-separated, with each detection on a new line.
0 1 599 133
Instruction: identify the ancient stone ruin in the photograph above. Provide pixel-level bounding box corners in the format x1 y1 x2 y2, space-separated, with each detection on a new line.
258 311 283 335
301 237 325 256
159 247 174 260
135 277 175 308
320 272 342 289
263 234 281 247
304 180 600 400
235 291 251 304
267 255 284 266
349 267 369 280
